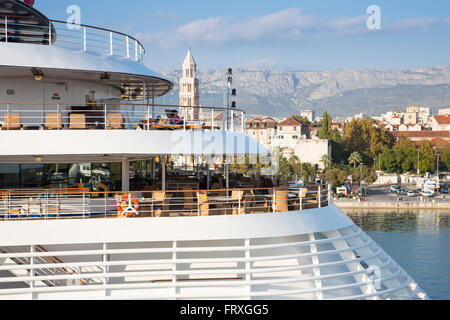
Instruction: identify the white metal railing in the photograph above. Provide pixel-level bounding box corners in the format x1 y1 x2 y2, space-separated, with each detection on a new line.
0 103 246 133
0 225 427 300
0 15 145 63
0 185 331 221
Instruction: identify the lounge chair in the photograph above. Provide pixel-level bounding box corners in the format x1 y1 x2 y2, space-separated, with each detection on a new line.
69 114 86 129
2 113 22 130
44 113 62 130
106 113 124 130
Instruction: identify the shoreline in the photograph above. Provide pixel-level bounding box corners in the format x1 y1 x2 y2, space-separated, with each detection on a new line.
334 200 450 211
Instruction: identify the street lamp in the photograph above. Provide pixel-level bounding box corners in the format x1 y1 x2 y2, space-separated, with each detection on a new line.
417 149 420 175
226 68 233 131
437 153 441 180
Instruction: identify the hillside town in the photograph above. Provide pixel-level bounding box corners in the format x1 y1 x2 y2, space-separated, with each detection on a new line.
174 48 449 198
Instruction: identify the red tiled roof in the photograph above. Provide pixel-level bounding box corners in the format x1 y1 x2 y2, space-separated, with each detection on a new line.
278 117 302 126
433 115 450 125
393 131 450 138
430 137 450 147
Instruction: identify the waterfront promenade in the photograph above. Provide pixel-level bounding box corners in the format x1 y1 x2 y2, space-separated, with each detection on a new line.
334 184 450 210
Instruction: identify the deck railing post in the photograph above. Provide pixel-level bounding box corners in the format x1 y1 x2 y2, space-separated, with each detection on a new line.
5 17 7 43
126 36 130 59
299 189 303 211
211 109 215 132
135 40 138 61
56 104 60 130
273 189 276 213
328 184 332 206
104 104 107 130
109 32 113 55
147 104 150 131
318 186 322 209
83 27 87 51
30 245 35 295
6 104 9 130
82 192 85 219
48 22 51 45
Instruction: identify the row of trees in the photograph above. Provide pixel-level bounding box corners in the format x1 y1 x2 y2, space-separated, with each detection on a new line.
315 113 449 177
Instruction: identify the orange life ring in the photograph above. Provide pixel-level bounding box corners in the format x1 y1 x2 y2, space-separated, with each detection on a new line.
116 194 139 217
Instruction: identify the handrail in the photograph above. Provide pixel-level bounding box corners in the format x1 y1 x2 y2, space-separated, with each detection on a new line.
0 102 246 114
0 14 145 62
0 185 332 222
0 102 247 132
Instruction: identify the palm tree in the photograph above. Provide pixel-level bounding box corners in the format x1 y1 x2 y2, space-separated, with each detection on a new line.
348 152 363 169
320 154 331 169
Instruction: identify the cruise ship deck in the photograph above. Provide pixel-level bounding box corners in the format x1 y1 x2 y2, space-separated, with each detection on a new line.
0 0 428 300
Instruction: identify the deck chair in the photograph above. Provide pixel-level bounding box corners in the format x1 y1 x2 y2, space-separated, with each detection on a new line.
44 113 62 130
2 113 21 130
153 191 172 218
43 198 61 218
292 188 308 210
272 189 290 212
1 195 21 220
230 190 245 215
196 191 210 216
106 113 124 130
248 189 270 213
181 187 196 216
69 114 86 129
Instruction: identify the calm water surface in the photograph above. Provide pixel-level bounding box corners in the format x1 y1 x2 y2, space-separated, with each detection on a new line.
344 210 450 300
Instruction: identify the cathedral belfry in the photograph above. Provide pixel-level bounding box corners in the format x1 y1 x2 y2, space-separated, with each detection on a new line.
179 47 200 121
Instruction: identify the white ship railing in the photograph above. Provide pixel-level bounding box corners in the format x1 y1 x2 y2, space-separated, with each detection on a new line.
0 102 246 133
0 185 332 221
0 14 145 62
0 224 427 300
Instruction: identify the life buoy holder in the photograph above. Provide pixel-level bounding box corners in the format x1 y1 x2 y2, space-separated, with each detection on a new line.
116 194 139 217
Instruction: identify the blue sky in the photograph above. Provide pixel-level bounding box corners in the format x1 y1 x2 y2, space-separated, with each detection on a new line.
34 0 450 71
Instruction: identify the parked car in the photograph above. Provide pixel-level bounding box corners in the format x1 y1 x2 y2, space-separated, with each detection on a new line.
399 189 407 195
407 191 415 197
389 186 400 193
421 190 435 197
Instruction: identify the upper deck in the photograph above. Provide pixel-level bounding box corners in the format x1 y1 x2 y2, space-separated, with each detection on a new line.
0 3 144 62
0 1 173 99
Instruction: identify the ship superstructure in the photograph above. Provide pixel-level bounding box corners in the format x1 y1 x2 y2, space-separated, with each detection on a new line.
0 1 427 300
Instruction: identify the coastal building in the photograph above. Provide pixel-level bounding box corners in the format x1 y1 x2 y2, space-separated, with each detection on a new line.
246 117 277 150
272 118 330 168
431 114 450 131
392 131 450 143
438 108 450 115
300 109 316 122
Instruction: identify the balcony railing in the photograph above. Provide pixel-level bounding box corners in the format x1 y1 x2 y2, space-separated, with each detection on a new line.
0 102 246 133
0 14 145 62
0 185 332 221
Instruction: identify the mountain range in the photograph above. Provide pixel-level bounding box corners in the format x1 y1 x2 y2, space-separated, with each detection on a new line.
154 65 450 119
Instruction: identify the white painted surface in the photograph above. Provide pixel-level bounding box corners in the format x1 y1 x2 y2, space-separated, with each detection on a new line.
0 130 269 158
0 43 169 85
0 205 353 246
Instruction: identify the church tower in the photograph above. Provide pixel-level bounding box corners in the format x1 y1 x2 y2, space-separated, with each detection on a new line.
179 48 200 121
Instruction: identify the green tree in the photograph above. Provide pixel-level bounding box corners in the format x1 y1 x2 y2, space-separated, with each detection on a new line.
443 149 450 171
321 167 349 189
320 154 332 169
319 112 333 139
348 151 363 169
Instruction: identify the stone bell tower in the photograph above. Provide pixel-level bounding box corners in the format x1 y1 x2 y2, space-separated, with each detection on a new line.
179 47 200 121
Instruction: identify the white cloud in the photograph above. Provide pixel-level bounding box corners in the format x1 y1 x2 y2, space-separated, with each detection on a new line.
136 8 447 50
391 17 440 30
137 8 320 49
